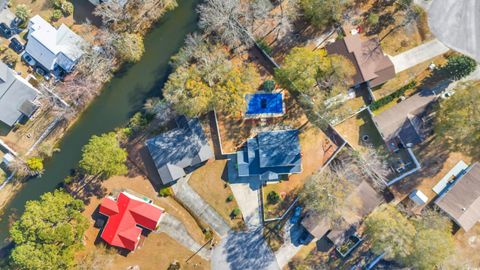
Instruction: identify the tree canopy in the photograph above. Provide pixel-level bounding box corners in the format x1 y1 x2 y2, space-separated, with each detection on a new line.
9 191 88 270
365 205 455 269
164 37 260 117
434 81 480 159
299 0 352 29
299 167 353 225
114 32 145 63
79 132 128 178
275 47 356 125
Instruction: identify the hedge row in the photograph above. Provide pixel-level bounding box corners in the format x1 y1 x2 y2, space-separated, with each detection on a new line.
370 81 417 111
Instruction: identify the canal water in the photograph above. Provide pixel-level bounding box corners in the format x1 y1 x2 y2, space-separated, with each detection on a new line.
0 0 199 243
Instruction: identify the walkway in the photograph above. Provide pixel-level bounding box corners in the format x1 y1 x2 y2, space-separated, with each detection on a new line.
211 227 280 270
156 213 211 260
274 221 306 268
390 39 449 73
172 175 231 237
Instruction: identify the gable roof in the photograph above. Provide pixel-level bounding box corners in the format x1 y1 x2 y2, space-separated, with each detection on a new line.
145 116 213 184
0 61 40 126
326 35 395 87
435 163 480 231
26 15 85 71
373 90 437 148
236 130 302 180
99 192 164 251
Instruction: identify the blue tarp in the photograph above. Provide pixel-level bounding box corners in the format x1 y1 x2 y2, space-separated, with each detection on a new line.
245 93 283 115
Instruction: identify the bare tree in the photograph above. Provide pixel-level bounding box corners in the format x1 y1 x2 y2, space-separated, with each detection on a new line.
94 0 130 30
197 0 254 49
144 98 176 125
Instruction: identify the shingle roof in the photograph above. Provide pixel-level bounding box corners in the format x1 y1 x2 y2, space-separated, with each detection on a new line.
435 163 480 231
0 61 40 126
236 130 302 180
373 90 437 147
146 117 213 184
326 35 395 87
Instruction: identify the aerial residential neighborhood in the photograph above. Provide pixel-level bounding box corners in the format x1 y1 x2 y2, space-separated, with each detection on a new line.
0 0 478 269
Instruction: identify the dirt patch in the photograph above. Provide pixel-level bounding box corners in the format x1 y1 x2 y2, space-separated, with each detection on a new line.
447 223 480 268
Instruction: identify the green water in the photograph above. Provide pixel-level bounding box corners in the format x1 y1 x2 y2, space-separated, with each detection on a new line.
0 0 199 244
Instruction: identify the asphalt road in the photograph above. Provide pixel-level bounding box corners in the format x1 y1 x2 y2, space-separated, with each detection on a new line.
427 0 480 62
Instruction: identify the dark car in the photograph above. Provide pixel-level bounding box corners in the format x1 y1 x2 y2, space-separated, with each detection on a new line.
0 23 12 38
9 38 24 53
35 67 51 81
21 52 36 66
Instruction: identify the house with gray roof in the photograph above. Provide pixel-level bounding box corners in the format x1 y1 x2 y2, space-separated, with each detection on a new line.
145 116 213 185
435 163 480 232
235 130 302 181
372 90 437 151
25 15 86 73
0 61 40 127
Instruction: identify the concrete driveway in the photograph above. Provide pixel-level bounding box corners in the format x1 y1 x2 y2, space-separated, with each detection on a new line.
427 0 480 62
211 227 280 270
390 39 449 73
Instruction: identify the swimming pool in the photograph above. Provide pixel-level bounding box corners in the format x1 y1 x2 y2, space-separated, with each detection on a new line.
245 92 285 118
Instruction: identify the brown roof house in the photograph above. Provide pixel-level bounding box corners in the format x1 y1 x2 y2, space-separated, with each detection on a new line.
435 163 480 232
326 35 395 88
372 90 437 151
301 181 383 241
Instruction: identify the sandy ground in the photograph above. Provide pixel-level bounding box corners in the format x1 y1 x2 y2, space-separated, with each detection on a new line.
77 175 210 269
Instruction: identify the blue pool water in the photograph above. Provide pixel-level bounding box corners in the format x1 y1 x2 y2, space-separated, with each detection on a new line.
245 93 284 115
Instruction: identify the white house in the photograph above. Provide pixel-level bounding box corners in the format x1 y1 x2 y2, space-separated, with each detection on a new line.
0 61 40 127
25 15 86 73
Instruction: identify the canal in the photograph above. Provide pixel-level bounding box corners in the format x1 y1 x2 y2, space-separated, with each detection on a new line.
0 0 199 243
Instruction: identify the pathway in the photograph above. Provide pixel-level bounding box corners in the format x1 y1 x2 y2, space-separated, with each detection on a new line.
172 174 231 237
390 39 449 73
211 227 280 270
156 213 211 260
274 221 310 268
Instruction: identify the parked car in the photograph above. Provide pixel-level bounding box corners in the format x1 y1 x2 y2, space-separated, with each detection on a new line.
0 23 12 38
21 53 36 66
35 67 51 81
9 38 24 53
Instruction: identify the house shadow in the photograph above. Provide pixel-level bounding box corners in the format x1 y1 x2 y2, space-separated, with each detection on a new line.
0 122 10 136
70 0 103 27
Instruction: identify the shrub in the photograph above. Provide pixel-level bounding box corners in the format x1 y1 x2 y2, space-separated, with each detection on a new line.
63 175 72 184
440 55 477 81
61 1 74 16
51 9 62 21
26 157 44 174
128 112 148 133
226 194 234 202
370 81 417 111
366 13 379 27
267 191 280 205
230 208 241 219
2 48 18 68
159 187 172 197
261 80 276 92
256 39 273 55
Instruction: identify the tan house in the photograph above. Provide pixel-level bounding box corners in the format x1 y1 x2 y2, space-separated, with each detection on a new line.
435 163 480 232
325 35 395 88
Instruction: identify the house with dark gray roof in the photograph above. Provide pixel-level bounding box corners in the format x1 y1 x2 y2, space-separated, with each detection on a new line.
0 61 40 127
372 90 437 151
235 130 302 181
145 116 213 185
435 163 480 232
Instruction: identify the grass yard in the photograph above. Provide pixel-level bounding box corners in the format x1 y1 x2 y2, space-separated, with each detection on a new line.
0 168 6 185
188 159 245 229
334 110 386 154
262 124 337 219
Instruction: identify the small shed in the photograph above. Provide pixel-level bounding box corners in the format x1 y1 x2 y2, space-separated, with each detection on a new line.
409 189 428 205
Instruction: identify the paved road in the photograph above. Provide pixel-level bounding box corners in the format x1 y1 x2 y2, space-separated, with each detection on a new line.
390 39 449 73
156 214 211 260
172 174 231 237
211 227 280 270
427 0 480 62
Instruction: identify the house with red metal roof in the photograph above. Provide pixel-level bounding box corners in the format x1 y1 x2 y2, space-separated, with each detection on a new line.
98 191 165 251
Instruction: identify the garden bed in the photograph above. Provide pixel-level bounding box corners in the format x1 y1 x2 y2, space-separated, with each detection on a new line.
336 235 363 258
